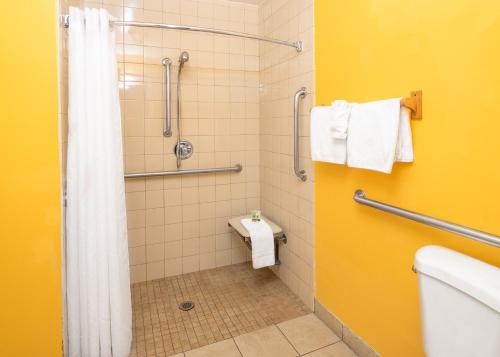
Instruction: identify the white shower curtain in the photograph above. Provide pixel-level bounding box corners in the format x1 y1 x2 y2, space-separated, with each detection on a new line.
66 7 131 357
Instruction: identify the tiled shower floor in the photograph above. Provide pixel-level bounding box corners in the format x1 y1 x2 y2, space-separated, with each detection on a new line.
130 263 310 357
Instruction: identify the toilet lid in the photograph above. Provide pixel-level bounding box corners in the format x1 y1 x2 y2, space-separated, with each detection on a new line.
414 245 500 313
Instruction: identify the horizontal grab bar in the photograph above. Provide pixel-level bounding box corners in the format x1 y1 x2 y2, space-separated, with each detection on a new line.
125 164 242 179
353 190 500 248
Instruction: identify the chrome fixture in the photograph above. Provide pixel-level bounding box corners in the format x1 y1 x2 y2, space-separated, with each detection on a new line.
124 164 242 178
62 16 302 52
293 87 308 181
178 301 195 311
162 58 172 137
174 140 193 160
354 190 500 248
179 51 189 67
175 51 192 168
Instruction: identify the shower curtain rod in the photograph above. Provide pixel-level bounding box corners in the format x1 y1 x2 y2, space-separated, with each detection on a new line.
62 15 303 52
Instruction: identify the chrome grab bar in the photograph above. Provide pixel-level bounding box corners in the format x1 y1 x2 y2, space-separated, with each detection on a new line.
62 16 302 52
124 164 242 179
162 58 172 137
354 190 500 248
294 87 307 181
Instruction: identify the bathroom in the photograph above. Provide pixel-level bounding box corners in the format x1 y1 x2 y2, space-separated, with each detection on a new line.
1 0 499 356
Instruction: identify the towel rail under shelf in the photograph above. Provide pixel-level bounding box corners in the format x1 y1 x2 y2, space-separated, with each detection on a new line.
354 190 500 248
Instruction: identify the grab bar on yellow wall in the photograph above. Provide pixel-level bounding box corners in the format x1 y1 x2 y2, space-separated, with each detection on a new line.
353 190 500 248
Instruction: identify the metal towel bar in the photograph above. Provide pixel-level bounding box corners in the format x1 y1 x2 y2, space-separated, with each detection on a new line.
354 190 500 248
125 164 242 179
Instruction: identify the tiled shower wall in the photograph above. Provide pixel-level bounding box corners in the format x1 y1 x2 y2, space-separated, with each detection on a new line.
58 0 315 309
60 0 262 283
118 0 261 283
258 0 315 309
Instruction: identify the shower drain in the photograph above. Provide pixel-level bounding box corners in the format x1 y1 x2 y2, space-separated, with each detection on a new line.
179 301 195 311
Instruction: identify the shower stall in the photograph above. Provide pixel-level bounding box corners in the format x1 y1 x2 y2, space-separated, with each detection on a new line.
58 0 315 355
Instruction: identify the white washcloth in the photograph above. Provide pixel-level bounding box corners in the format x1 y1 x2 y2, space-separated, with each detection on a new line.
241 218 275 269
330 100 351 139
347 98 413 173
310 103 350 164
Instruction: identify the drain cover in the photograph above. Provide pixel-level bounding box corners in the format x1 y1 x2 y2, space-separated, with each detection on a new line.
179 301 195 311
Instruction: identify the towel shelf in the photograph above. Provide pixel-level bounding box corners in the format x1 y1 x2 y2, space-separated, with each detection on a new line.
319 90 423 120
228 215 287 266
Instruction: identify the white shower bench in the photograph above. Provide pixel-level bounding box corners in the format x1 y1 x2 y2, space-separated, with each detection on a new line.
228 215 287 266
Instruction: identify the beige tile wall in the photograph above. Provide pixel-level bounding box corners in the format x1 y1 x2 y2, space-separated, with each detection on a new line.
64 0 262 283
258 0 315 309
59 0 316 305
119 0 261 283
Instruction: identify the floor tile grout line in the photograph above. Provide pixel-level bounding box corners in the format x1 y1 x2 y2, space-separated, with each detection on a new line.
275 323 301 356
298 341 343 357
232 337 244 357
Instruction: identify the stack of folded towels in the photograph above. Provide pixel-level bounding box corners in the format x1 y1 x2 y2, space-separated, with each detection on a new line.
310 98 414 174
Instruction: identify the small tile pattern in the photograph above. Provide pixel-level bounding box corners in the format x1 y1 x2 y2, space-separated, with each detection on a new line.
131 262 310 356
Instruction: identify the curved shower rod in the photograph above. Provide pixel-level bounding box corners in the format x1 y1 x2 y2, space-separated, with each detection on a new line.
62 15 303 52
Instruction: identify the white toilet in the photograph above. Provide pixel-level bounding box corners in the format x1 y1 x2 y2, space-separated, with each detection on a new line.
414 245 500 357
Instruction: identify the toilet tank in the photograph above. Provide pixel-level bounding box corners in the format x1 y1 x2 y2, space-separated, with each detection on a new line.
414 246 500 357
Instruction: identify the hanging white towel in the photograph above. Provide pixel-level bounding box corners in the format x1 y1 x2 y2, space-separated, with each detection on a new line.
330 100 351 139
310 101 351 164
395 107 414 162
241 219 275 269
347 98 413 173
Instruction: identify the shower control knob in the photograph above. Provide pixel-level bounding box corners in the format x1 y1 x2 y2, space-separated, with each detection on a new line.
174 140 194 160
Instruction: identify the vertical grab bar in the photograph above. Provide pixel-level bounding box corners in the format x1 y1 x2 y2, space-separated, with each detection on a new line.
162 58 172 137
294 87 307 181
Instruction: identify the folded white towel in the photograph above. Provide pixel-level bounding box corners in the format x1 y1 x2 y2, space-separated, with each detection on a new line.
395 107 414 162
310 103 351 164
241 218 275 269
330 100 351 139
347 98 413 174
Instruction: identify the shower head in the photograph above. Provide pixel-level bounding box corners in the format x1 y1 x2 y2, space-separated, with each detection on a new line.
179 51 189 67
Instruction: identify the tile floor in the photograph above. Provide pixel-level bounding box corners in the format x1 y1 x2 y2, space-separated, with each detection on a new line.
181 313 359 357
131 263 311 356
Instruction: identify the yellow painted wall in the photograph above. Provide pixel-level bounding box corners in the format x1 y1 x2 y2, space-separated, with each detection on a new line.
0 1 61 356
315 1 500 356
